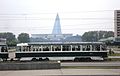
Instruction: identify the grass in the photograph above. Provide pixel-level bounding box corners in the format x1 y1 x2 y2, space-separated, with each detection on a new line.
108 53 120 56
107 58 120 61
108 52 120 61
62 66 120 69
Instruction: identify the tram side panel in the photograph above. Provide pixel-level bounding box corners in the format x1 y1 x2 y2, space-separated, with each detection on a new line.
0 53 8 59
15 51 107 59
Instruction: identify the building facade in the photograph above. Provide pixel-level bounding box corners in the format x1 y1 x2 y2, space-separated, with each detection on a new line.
114 10 120 39
31 34 73 41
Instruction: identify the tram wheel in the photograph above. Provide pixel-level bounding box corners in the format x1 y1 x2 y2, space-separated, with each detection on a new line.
10 58 14 61
45 58 49 61
74 58 80 62
85 58 91 62
39 58 43 61
2 58 7 61
32 58 37 61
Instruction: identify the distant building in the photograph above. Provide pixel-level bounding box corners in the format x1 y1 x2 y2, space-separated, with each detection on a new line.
31 14 76 42
31 34 73 41
114 10 120 41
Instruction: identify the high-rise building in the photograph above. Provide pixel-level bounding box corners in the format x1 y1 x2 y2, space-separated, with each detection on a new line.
114 10 120 38
52 13 62 35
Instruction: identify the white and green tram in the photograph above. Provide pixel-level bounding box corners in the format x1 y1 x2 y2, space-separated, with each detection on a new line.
16 42 108 61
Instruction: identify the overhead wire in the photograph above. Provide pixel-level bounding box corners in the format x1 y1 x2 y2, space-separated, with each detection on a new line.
0 10 115 31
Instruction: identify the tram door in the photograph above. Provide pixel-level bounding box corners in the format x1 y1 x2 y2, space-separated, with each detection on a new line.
8 49 16 60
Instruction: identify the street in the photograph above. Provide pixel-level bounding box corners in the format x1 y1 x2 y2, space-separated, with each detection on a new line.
61 61 120 66
0 69 120 76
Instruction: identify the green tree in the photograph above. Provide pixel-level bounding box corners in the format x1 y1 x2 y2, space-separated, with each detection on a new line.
0 32 17 46
18 33 30 43
82 31 114 42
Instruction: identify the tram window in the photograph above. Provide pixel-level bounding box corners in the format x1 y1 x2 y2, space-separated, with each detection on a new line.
101 45 106 51
36 48 38 51
62 45 71 51
72 47 75 51
92 45 95 51
82 45 90 51
55 47 61 51
52 45 61 51
5 47 7 52
54 46 61 51
18 47 21 51
72 45 80 51
23 47 25 51
22 46 26 51
33 48 35 51
86 45 90 51
77 46 81 51
39 48 41 51
27 46 30 51
43 47 49 51
19 46 22 51
25 46 28 51
1 46 7 52
23 46 28 51
82 45 86 51
94 45 100 51
38 47 41 51
1 47 4 52
35 46 39 51
43 45 51 51
32 46 41 51
28 46 31 51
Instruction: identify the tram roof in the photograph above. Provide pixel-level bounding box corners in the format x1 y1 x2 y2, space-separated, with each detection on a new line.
17 43 28 46
28 42 104 45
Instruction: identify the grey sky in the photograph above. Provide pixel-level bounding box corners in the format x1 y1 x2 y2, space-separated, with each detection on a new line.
0 0 120 36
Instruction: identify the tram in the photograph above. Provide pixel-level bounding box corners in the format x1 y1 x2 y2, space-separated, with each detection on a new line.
0 39 8 61
16 42 108 61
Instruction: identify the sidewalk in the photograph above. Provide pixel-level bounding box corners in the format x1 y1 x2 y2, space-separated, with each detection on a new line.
108 56 120 58
0 69 120 76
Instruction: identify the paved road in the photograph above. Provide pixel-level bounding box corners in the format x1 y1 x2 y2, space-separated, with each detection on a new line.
61 62 120 66
0 69 120 76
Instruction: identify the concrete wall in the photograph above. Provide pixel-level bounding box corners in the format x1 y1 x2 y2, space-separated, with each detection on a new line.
0 62 60 70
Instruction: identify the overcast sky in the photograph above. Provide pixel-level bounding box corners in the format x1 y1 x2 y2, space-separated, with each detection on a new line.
0 0 120 36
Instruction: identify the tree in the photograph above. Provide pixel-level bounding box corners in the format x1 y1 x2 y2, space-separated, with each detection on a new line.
82 31 114 42
0 32 17 46
18 33 30 43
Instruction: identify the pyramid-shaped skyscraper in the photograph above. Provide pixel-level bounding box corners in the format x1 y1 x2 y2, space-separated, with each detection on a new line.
31 13 73 42
52 14 62 34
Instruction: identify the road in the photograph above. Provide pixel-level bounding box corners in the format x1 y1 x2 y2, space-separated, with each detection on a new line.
0 69 120 76
0 62 120 75
61 62 120 66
